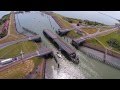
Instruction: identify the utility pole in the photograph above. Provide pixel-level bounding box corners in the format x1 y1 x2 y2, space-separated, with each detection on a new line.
20 50 24 60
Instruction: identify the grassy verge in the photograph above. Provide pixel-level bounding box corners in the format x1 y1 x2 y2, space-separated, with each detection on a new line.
99 26 113 32
32 57 44 79
67 30 81 39
87 31 120 52
0 60 34 79
0 57 43 79
82 27 97 34
32 57 43 69
52 13 72 29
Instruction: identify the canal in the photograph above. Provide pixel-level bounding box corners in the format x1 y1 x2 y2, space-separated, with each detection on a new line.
15 11 120 79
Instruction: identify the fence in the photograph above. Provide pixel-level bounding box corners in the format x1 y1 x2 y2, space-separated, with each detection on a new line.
80 48 120 70
83 43 120 58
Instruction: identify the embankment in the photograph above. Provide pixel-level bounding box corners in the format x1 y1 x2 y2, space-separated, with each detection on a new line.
83 43 120 59
42 11 72 29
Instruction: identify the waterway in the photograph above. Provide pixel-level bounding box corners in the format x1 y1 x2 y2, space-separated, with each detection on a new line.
14 11 120 79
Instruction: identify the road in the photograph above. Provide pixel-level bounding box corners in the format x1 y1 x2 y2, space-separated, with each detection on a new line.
71 23 118 42
0 35 40 50
0 47 52 72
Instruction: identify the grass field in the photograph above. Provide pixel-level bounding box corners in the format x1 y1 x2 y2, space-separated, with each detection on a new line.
87 31 120 52
67 30 81 38
0 57 43 79
0 41 38 59
52 13 72 29
99 26 113 32
52 13 82 39
82 27 97 34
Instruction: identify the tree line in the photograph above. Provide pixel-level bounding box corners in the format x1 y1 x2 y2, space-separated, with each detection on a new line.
62 16 106 26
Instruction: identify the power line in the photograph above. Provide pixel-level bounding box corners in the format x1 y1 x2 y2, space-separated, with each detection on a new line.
97 11 120 23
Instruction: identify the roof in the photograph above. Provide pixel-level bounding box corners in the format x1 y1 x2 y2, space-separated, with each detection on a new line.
39 47 52 53
39 47 52 56
73 36 87 44
54 38 76 55
30 35 41 40
43 29 76 55
43 29 57 39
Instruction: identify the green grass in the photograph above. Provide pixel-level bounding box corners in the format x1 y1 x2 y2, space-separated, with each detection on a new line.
0 57 43 79
0 59 34 79
62 16 79 24
87 31 120 52
82 27 97 34
0 41 37 59
67 30 81 38
53 13 72 29
32 57 44 79
32 57 43 69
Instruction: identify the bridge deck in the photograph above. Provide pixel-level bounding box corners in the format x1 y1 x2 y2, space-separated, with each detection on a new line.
58 29 71 32
43 29 57 39
54 38 75 55
38 47 53 56
43 29 76 55
73 36 88 44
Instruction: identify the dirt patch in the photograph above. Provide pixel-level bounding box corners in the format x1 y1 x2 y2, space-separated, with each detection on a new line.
82 27 97 34
0 60 34 79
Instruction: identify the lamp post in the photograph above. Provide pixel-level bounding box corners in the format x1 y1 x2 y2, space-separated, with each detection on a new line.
20 50 24 60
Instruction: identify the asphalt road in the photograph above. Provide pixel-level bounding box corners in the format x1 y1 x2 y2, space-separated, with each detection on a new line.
0 35 40 50
0 47 52 71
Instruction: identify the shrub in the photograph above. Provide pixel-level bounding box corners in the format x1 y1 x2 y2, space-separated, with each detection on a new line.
107 38 120 50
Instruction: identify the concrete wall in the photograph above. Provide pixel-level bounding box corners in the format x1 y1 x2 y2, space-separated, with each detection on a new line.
83 43 120 59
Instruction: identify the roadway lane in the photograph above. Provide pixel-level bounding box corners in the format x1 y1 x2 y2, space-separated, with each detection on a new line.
0 35 40 50
0 47 52 72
